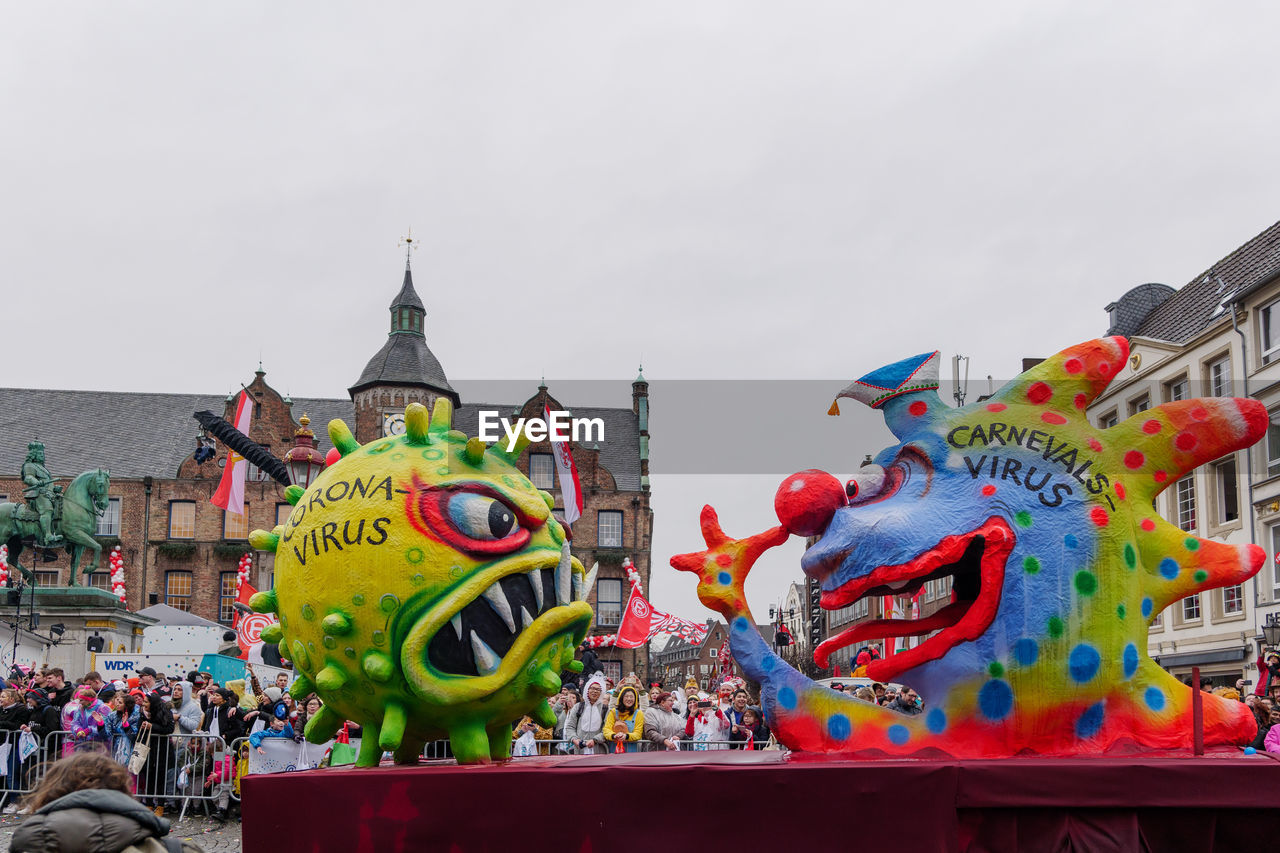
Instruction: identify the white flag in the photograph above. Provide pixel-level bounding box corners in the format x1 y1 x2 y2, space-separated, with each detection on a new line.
545 403 583 525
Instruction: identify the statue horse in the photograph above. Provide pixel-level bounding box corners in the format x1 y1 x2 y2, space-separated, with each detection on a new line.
0 468 111 586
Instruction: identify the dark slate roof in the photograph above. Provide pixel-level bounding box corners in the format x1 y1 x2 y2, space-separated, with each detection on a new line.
349 333 457 398
390 266 424 312
1129 219 1280 343
0 389 642 489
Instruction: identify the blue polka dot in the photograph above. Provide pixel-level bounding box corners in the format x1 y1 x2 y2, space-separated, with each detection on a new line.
926 707 947 734
1159 558 1179 579
1013 638 1039 666
718 571 732 585
1063 534 1078 548
887 724 910 745
828 714 851 741
761 655 776 672
978 679 1013 721
1069 644 1101 683
1122 644 1138 679
1075 701 1105 738
733 616 748 631
777 687 797 710
1141 598 1153 619
1145 687 1165 711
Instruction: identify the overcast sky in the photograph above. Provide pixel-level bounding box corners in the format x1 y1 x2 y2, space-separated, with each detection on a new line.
4 3 1280 619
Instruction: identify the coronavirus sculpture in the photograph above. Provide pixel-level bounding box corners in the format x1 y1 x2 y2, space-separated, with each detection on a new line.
248 400 594 765
674 337 1267 756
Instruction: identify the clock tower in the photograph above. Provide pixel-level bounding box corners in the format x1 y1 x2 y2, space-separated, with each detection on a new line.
349 252 459 443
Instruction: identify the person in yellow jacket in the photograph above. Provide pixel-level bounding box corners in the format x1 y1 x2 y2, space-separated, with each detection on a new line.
603 685 645 754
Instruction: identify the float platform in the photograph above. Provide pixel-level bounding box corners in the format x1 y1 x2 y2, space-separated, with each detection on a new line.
242 747 1280 852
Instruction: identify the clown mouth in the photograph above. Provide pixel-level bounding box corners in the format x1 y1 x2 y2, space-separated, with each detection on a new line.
814 517 1012 682
427 548 588 678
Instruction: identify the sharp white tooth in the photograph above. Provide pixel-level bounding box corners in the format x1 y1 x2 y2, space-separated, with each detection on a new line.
520 606 535 629
528 570 545 611
470 630 500 675
450 613 464 640
555 544 572 606
482 585 516 632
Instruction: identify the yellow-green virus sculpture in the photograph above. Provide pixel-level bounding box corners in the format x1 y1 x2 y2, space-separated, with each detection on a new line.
247 400 594 765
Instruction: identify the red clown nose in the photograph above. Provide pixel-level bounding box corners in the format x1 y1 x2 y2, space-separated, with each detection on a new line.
774 469 845 537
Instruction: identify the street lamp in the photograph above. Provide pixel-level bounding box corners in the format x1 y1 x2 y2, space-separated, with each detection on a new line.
283 414 327 489
1263 612 1280 648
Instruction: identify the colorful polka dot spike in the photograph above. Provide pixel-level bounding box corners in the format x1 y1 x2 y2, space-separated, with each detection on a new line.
246 399 594 765
672 337 1268 757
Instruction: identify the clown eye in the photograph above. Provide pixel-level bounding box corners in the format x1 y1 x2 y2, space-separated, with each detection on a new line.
447 493 521 541
846 465 887 503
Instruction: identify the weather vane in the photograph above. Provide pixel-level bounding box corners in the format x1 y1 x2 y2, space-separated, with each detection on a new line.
399 228 419 269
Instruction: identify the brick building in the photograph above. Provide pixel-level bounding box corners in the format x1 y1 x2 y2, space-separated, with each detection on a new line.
0 257 654 676
652 620 727 691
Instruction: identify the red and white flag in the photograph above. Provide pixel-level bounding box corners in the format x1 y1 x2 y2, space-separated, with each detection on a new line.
545 403 583 526
614 585 709 649
233 579 276 663
212 391 252 515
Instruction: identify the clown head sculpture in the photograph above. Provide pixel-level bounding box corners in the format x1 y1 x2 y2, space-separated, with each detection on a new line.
674 338 1266 756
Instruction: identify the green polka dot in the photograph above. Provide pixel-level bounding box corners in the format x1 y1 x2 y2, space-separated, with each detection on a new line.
391 452 405 460
371 442 393 454
502 475 518 489
344 647 356 659
1184 538 1199 551
372 630 386 646
1015 511 1033 528
1123 543 1137 569
322 635 337 650
406 548 424 564
423 448 445 460
437 467 450 476
1116 603 1126 619
1023 556 1041 574
380 594 400 613
301 603 315 620
352 594 366 607
1074 571 1097 596
412 573 425 585
988 661 1004 677
1194 570 1208 582
1048 616 1064 638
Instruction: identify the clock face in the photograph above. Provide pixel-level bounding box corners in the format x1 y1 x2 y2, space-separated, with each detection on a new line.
383 412 406 436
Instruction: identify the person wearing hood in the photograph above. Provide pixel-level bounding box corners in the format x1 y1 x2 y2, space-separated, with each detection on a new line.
199 688 245 746
170 683 202 737
244 686 285 736
104 692 141 768
603 685 645 754
22 690 59 739
1255 646 1280 697
10 751 204 853
565 675 609 755
643 692 684 751
0 689 30 810
60 686 113 754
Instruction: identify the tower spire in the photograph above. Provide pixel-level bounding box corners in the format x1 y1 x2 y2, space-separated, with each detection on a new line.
399 228 418 271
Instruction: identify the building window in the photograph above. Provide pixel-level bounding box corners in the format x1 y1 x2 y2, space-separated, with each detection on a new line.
166 571 193 612
224 505 249 540
1100 411 1118 430
1223 585 1244 615
529 454 555 490
86 572 110 591
1165 377 1188 402
596 578 623 627
1213 458 1238 525
1207 355 1231 397
598 511 623 547
1263 300 1280 365
35 571 59 587
95 498 121 536
1150 607 1163 629
1273 525 1280 597
1175 477 1196 532
1182 593 1201 622
276 503 292 528
1266 412 1280 479
219 572 238 624
853 598 870 619
1128 395 1150 416
246 461 271 483
168 502 195 539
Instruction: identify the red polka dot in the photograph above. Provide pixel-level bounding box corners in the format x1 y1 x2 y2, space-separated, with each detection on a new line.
1123 450 1145 469
1088 438 1103 452
981 484 996 496
1041 412 1067 425
1154 470 1168 483
1099 362 1111 375
715 554 732 567
1090 507 1109 527
986 403 1007 413
1191 407 1209 421
908 400 927 416
1074 393 1088 409
1140 518 1156 531
733 599 744 610
1114 482 1126 500
1175 432 1197 451
1064 358 1083 374
1142 419 1162 434
1027 382 1053 404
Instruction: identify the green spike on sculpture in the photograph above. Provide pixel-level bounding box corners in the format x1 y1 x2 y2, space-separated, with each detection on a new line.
248 401 595 765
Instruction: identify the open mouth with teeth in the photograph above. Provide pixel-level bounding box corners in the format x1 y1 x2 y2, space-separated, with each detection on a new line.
400 544 595 703
814 517 1013 683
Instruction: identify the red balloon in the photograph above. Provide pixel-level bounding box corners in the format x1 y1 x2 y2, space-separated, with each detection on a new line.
325 447 341 467
774 469 846 537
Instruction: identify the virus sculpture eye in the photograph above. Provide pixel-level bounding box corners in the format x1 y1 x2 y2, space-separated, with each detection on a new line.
413 486 531 555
